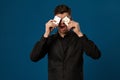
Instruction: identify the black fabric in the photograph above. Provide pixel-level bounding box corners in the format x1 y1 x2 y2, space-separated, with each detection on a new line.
57 32 71 53
30 31 101 80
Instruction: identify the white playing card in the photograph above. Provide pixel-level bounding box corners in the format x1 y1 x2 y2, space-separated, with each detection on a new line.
62 16 70 26
53 16 61 25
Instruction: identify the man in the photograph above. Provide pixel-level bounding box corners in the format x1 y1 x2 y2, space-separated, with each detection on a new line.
30 4 101 80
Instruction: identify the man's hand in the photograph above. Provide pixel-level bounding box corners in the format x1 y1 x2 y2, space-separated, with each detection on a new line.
68 21 83 37
44 20 57 38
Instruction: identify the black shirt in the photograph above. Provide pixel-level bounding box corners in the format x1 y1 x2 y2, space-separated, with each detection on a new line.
58 32 71 53
30 30 101 80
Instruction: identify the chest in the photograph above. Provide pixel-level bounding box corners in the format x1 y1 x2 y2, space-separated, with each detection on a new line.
48 37 83 57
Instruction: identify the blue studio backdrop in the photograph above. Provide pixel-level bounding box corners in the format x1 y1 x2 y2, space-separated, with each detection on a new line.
0 0 120 80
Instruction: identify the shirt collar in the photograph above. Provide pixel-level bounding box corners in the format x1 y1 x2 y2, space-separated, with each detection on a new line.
56 30 73 39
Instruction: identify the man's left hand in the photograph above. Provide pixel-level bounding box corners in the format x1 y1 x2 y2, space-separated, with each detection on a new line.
68 21 83 37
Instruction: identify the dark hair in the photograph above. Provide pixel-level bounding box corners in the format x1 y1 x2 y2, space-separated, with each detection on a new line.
54 4 71 15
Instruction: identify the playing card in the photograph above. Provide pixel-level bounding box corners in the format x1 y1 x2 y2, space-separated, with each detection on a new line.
62 16 70 26
53 16 61 25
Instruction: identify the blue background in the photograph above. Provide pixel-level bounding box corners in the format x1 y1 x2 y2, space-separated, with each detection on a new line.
0 0 120 80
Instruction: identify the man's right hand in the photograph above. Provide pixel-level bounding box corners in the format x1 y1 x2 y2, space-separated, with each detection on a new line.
44 20 57 38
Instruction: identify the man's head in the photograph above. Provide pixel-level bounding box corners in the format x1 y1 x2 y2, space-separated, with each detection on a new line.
54 4 71 34
54 4 71 15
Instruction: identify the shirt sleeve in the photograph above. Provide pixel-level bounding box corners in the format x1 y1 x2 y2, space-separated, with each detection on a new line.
30 36 48 62
79 34 101 59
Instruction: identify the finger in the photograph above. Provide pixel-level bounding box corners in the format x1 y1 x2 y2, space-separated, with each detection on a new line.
67 25 71 29
50 26 56 31
48 19 57 25
48 19 55 23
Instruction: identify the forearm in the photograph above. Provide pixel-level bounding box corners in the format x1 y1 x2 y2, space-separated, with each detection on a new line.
30 37 48 62
80 35 101 59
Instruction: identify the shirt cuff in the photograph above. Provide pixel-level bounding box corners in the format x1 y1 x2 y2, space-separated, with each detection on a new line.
78 34 88 40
